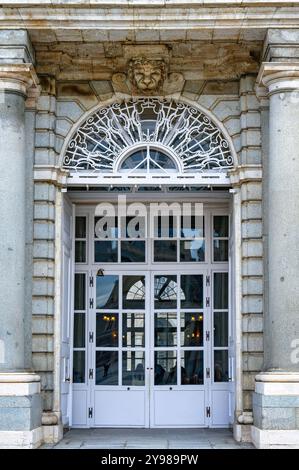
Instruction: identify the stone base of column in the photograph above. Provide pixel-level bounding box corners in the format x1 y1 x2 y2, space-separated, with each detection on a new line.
233 423 253 443
252 372 299 449
0 372 43 449
42 424 63 445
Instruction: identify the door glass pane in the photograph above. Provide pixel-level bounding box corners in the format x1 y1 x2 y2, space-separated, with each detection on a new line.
180 313 203 347
122 313 145 347
123 276 145 310
214 273 228 309
214 350 229 382
181 215 204 238
96 275 119 309
74 273 85 310
214 240 228 262
75 216 86 238
121 241 145 263
75 241 86 263
73 351 85 383
122 351 145 386
95 216 118 238
96 351 118 385
121 216 146 238
214 216 229 237
180 240 205 262
155 351 177 385
154 240 177 262
96 313 118 347
74 312 85 348
181 275 203 309
95 240 118 263
154 275 178 310
155 312 177 347
214 312 228 347
181 351 204 385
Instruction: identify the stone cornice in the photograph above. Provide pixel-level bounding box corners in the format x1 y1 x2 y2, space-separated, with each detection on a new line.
229 164 262 186
34 165 69 187
0 63 40 102
257 62 299 94
1 3 299 31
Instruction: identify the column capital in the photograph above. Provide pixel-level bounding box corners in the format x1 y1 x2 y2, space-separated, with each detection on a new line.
0 63 39 97
257 62 299 95
257 61 299 95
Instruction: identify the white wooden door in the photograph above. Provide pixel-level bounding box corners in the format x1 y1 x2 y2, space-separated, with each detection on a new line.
150 270 209 427
91 271 150 427
70 205 232 428
60 196 74 426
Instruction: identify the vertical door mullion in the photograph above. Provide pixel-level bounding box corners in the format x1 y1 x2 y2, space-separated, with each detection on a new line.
177 273 181 389
88 268 95 427
206 267 212 427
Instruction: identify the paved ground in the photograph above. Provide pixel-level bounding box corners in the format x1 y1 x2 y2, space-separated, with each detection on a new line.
42 428 253 449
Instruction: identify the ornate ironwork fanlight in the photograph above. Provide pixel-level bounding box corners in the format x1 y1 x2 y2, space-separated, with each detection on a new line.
63 99 234 186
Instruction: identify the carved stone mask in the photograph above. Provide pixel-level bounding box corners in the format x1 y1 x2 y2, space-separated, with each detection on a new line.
129 58 166 93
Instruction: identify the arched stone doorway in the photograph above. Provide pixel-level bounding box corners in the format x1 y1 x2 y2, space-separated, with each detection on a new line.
58 97 238 429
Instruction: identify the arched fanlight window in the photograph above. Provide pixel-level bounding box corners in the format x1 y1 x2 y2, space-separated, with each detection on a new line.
119 147 177 173
62 98 235 185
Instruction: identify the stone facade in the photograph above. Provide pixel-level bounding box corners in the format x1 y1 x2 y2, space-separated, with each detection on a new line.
0 1 299 449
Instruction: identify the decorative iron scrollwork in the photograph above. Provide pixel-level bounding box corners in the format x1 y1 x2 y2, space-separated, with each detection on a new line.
63 98 234 174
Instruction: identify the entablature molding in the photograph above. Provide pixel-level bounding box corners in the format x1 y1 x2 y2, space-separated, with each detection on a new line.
1 3 299 33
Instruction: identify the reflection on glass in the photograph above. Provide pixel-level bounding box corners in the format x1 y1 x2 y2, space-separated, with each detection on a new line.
154 215 177 238
121 241 145 263
155 351 177 385
214 273 228 309
214 312 228 347
75 216 86 238
95 240 118 263
180 313 203 347
74 313 85 348
155 313 177 347
96 313 118 347
214 215 229 237
94 216 118 238
122 313 145 347
122 351 145 386
181 275 203 309
180 240 205 262
181 351 204 385
96 351 118 385
73 351 85 383
214 240 228 262
154 240 177 262
123 276 145 310
74 273 85 310
181 215 204 238
96 275 119 309
154 275 178 310
121 216 146 238
75 240 86 263
214 350 229 382
149 150 176 170
120 149 147 169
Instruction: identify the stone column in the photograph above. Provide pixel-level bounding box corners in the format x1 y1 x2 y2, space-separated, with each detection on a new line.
252 63 299 449
0 64 42 448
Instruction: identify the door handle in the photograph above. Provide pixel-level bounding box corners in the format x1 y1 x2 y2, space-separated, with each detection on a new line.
65 377 71 383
